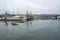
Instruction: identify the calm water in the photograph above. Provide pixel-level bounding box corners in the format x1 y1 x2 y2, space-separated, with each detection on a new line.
0 20 60 40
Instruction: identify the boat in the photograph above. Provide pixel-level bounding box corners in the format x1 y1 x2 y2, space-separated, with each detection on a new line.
11 22 18 25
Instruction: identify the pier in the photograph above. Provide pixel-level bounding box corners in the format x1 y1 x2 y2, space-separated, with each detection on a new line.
0 16 27 21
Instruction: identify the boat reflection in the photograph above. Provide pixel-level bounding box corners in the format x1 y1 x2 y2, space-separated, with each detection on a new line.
2 20 33 27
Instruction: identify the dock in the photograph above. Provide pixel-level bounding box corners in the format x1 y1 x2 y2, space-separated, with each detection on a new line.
0 17 27 22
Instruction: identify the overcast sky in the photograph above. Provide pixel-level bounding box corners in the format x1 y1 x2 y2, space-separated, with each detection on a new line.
0 0 60 14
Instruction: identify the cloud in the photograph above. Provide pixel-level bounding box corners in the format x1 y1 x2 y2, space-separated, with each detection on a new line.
0 0 60 14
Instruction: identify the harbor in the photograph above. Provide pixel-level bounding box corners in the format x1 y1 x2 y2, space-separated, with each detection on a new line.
0 0 60 40
0 14 60 21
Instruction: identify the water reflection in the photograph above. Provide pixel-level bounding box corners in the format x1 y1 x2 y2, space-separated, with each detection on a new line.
2 21 9 26
0 20 60 40
2 20 33 27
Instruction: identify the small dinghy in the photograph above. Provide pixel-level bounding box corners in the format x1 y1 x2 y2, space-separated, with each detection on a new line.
11 22 18 25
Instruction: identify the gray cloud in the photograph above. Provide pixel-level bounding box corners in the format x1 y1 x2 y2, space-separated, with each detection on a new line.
0 0 60 14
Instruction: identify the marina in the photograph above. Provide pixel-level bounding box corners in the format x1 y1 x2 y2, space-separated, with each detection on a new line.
0 0 60 40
